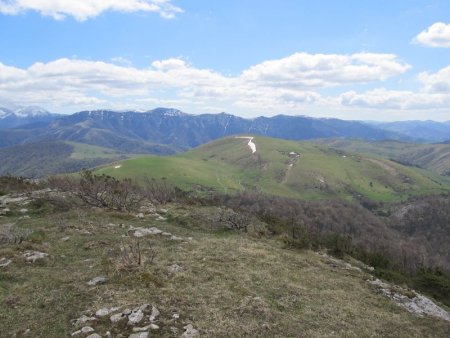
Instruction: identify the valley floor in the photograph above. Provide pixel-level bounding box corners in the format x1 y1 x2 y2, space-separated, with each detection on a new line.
0 197 449 337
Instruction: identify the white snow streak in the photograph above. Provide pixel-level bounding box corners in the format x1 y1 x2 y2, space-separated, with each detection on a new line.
235 136 256 154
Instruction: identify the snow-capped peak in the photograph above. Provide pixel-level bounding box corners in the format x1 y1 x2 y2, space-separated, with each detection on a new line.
14 106 50 117
0 107 13 119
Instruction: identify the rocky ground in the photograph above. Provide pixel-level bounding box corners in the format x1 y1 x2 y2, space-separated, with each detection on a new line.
0 190 449 337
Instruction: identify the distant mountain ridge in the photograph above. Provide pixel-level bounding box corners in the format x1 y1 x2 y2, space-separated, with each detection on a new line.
4 106 450 156
42 108 400 150
0 105 61 129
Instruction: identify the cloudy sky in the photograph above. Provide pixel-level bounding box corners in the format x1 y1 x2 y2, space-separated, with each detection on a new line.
1 0 450 120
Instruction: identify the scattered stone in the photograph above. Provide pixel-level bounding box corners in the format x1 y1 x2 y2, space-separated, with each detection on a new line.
86 334 102 338
129 332 148 338
132 325 150 332
181 324 199 338
170 235 183 241
19 208 28 214
81 326 95 334
172 313 179 319
158 208 168 214
132 227 163 238
136 213 145 219
149 306 160 322
157 216 167 221
0 257 12 268
138 303 150 312
105 332 112 338
72 315 97 327
170 327 178 334
149 323 159 330
0 207 10 215
96 307 119 317
71 330 82 337
61 236 70 242
87 276 108 286
19 215 31 219
168 264 184 273
128 309 144 325
369 278 450 321
23 251 48 263
110 313 127 324
161 232 172 236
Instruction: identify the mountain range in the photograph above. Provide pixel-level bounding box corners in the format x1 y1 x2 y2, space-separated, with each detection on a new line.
4 105 450 177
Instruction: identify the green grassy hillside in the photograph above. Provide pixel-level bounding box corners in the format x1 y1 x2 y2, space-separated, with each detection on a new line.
98 136 450 201
318 139 450 175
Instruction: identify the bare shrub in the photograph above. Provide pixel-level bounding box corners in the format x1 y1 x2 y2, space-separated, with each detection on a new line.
142 177 177 204
109 238 156 273
48 170 143 211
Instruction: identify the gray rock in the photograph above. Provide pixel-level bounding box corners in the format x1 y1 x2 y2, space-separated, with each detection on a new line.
149 305 160 322
19 208 28 214
87 276 108 286
136 213 145 219
132 227 163 237
182 324 199 338
71 330 82 337
86 334 102 338
72 315 97 327
81 326 95 334
168 264 184 273
133 324 150 332
0 257 12 268
23 251 48 263
0 207 10 215
128 309 144 325
129 333 148 338
369 278 450 321
96 307 119 317
170 235 183 241
110 312 127 324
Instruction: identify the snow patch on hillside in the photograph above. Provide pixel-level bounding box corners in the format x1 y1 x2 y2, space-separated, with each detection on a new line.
235 136 256 154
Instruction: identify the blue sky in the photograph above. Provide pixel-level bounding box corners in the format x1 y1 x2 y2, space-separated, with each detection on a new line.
1 0 450 120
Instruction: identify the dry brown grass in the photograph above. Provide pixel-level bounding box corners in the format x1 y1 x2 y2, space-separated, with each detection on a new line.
0 204 449 337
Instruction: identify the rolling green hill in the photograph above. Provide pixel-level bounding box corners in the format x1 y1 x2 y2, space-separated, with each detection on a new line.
317 139 450 175
98 136 450 201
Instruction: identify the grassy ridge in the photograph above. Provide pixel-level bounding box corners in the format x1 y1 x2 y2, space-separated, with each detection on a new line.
98 136 450 201
317 139 450 175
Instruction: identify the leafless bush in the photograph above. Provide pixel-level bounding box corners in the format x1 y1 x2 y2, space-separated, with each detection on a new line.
218 208 251 232
47 170 143 211
109 238 156 273
142 177 177 205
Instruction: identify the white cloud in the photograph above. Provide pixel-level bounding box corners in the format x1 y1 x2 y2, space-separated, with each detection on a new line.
414 22 450 47
419 66 450 92
0 52 416 115
340 88 450 110
241 52 410 88
0 0 183 21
